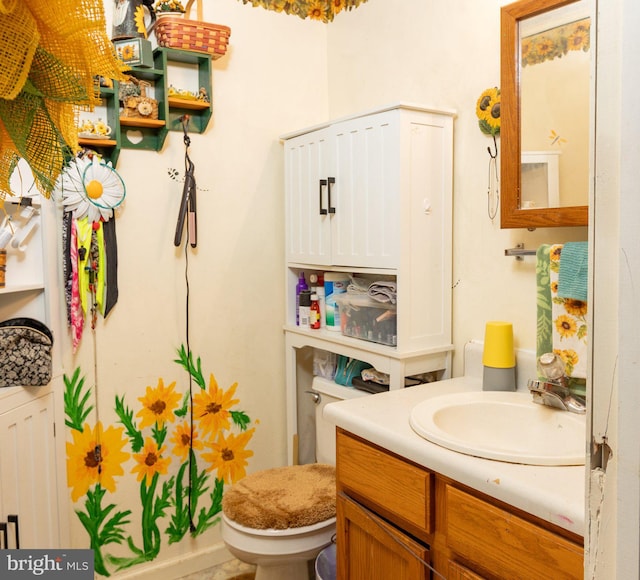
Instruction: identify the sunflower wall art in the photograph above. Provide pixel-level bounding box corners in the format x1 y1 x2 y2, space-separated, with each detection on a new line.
476 87 500 219
65 346 257 576
56 151 126 352
476 87 500 138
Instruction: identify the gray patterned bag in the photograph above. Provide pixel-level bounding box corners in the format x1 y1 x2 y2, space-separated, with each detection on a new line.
0 318 53 388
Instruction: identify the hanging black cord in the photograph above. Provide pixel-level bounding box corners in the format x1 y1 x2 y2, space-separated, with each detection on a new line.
179 115 197 533
184 235 196 534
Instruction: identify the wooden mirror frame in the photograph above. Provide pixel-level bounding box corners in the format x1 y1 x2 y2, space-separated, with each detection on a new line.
501 0 589 229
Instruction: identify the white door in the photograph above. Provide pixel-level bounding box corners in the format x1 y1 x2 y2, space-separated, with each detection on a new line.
589 1 640 577
284 128 333 266
0 392 60 548
330 111 401 269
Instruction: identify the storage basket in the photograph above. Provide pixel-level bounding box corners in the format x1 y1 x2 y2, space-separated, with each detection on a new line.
154 0 231 59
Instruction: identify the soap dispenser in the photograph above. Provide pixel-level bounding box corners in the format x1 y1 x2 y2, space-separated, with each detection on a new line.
482 321 516 391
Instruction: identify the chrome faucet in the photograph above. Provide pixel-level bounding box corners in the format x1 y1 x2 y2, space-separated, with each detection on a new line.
527 352 586 414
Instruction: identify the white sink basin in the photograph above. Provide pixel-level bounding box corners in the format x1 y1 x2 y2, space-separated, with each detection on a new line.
409 391 586 466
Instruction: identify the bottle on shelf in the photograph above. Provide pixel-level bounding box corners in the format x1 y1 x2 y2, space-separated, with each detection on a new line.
310 293 321 330
324 272 349 331
309 273 325 328
299 290 312 329
295 271 308 325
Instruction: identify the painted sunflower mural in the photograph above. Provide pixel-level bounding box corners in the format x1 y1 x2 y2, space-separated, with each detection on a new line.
64 346 257 576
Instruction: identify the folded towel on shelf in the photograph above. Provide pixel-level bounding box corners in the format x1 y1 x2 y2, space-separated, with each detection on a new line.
549 244 588 380
558 241 588 301
368 280 397 304
346 275 370 295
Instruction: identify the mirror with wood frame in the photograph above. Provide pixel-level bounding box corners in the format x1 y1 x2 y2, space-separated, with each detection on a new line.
501 0 591 228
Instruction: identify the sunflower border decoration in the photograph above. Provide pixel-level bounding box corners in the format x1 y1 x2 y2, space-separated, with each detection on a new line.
522 17 590 68
238 0 369 22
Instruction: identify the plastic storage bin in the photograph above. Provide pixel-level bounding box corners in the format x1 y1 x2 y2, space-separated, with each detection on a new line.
336 293 397 346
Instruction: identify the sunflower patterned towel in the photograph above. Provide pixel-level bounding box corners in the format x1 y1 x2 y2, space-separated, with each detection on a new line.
537 244 588 382
536 244 554 358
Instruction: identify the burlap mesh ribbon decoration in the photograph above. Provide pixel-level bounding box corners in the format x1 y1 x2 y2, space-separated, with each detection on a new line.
0 0 129 201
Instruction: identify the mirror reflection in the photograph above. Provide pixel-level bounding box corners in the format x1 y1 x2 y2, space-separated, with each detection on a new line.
519 6 590 210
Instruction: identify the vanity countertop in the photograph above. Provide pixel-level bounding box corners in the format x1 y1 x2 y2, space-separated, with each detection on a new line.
324 376 586 537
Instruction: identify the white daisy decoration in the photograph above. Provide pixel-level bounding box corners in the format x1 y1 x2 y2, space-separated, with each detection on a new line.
57 155 126 222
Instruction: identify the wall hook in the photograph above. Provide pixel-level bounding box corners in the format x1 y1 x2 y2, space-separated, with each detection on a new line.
487 135 498 159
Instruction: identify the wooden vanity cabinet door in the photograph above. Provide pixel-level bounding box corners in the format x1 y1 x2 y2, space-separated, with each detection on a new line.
448 560 486 580
336 429 433 540
337 493 430 580
445 485 583 580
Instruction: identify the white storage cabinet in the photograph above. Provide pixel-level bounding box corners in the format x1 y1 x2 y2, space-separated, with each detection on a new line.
0 191 65 548
282 103 455 464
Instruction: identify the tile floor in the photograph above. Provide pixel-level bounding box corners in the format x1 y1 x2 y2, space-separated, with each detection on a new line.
176 557 317 580
176 559 255 580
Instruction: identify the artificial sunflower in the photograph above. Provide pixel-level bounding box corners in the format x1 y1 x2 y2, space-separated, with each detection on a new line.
476 87 500 137
57 154 126 223
154 0 185 11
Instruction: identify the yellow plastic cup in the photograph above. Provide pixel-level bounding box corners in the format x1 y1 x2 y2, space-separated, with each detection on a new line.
482 321 515 369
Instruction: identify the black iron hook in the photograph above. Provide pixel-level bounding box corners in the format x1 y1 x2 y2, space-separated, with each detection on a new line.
181 114 191 148
487 134 498 159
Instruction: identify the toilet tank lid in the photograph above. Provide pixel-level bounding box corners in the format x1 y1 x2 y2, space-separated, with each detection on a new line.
311 377 370 401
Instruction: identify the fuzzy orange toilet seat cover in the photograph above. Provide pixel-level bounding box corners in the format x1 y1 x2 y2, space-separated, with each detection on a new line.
222 463 336 530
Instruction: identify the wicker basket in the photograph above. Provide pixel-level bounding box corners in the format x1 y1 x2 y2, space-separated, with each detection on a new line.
154 0 231 59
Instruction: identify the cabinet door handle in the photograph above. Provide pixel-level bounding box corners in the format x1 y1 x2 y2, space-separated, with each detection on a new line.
0 522 6 549
319 179 328 215
8 515 19 549
328 177 336 214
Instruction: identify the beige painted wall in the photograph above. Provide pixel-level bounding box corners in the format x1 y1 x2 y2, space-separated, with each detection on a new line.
326 0 588 377
64 0 328 569
62 0 593 574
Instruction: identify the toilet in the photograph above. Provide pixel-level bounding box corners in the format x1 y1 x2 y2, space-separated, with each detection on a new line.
221 376 368 580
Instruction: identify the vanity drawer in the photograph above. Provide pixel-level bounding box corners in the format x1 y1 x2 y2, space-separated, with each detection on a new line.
336 429 433 537
445 485 583 580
